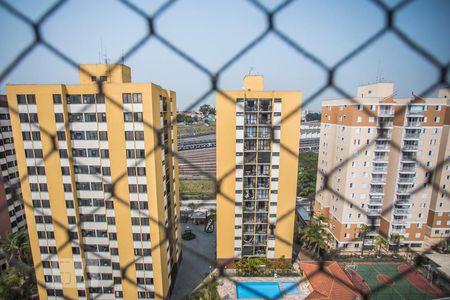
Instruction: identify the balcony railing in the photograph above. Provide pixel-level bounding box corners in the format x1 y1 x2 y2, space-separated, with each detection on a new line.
407 110 423 116
375 144 389 150
370 189 384 194
404 132 421 139
373 167 388 172
379 109 394 116
374 156 388 162
244 206 255 211
368 209 382 215
401 155 416 161
391 228 406 234
394 208 409 215
398 177 415 183
406 122 421 127
377 122 393 128
371 177 386 183
369 198 383 204
392 219 407 224
403 144 418 151
399 166 415 172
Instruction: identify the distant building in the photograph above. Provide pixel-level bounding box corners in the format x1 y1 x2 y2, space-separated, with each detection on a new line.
7 64 181 299
315 83 450 251
216 75 301 264
300 121 320 153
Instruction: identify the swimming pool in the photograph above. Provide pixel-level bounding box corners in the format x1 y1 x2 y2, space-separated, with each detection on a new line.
236 282 283 299
236 281 300 299
281 282 300 294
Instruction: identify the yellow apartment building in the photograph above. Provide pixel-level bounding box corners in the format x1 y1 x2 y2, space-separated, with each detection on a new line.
216 75 301 265
6 64 181 300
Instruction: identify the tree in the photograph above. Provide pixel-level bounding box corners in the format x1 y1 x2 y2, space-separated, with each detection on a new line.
297 152 319 197
374 235 389 257
359 224 369 258
305 112 321 121
300 217 332 257
184 115 194 124
391 233 404 257
0 229 30 268
176 114 186 123
199 104 215 117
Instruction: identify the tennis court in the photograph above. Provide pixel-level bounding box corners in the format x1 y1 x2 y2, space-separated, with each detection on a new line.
343 263 446 300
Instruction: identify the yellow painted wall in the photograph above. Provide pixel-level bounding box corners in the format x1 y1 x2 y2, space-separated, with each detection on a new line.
6 71 178 299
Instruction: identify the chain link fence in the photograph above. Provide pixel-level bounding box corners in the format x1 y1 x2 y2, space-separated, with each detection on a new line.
0 0 449 299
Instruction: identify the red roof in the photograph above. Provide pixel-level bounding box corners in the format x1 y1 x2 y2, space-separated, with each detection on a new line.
300 261 363 300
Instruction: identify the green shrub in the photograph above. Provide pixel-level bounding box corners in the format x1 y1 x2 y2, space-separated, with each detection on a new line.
182 232 196 241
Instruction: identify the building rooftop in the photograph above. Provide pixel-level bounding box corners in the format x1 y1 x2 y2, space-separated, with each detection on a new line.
300 261 362 300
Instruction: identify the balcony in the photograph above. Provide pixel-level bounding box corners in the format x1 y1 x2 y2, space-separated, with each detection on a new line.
404 132 421 139
372 166 388 173
391 228 406 234
407 110 423 116
378 109 394 117
392 218 407 225
244 206 255 212
370 189 384 195
369 198 383 205
375 143 390 150
396 199 410 205
377 121 393 128
376 131 392 139
398 177 415 183
406 122 421 127
401 155 417 162
399 165 415 173
394 208 409 215
371 177 386 184
374 156 388 162
403 144 418 151
368 208 382 216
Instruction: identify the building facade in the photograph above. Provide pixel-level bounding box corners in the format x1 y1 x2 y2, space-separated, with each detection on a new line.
6 64 181 300
299 121 320 153
315 83 450 251
216 75 301 264
0 95 27 271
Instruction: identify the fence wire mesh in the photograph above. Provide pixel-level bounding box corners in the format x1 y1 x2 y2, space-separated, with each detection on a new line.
0 0 449 299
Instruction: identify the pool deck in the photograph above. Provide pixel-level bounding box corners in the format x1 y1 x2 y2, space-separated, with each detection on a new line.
217 276 311 299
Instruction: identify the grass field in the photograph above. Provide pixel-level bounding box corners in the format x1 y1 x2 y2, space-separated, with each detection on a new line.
179 179 216 200
351 263 433 300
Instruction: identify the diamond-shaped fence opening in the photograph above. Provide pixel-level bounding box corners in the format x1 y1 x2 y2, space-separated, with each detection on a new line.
0 0 449 299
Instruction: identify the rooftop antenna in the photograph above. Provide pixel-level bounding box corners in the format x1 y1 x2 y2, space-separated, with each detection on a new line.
248 66 254 76
376 60 381 83
98 37 103 64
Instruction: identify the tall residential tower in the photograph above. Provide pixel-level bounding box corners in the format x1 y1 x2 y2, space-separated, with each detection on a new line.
216 75 301 264
0 95 27 271
7 64 181 300
315 83 449 251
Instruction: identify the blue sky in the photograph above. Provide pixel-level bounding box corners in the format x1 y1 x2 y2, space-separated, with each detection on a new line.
0 0 449 110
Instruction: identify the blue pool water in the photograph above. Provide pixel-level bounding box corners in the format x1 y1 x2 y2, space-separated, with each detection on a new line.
237 282 283 299
281 282 300 294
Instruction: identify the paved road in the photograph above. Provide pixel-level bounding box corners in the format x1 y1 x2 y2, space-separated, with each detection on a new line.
170 221 216 300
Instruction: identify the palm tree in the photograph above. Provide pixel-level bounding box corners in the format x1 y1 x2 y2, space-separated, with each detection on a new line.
359 224 370 258
300 217 332 257
391 233 404 257
374 235 389 257
0 229 30 268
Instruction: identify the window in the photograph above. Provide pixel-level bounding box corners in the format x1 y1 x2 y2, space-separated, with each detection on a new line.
434 117 440 123
17 95 26 104
83 94 95 104
98 113 107 122
91 76 96 82
135 131 144 140
84 113 97 122
67 95 81 104
86 131 98 140
53 94 62 104
122 93 132 103
133 93 142 103
96 94 105 103
356 116 362 122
